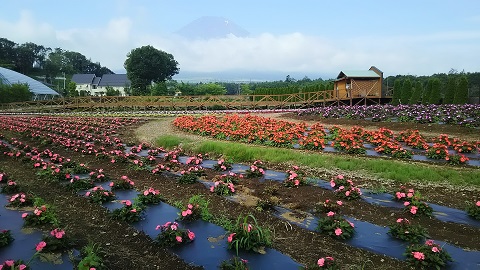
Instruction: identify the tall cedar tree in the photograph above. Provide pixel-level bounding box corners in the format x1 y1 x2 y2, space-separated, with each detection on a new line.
428 78 442 104
391 79 402 105
443 76 456 104
400 79 412 104
409 81 423 104
453 76 469 104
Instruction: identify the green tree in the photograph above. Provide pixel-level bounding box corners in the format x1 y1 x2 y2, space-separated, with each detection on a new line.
428 78 442 104
391 79 402 105
409 81 423 104
66 81 77 97
124 45 179 95
443 76 456 104
0 83 31 103
240 84 252 95
400 79 412 104
177 82 195 96
150 82 169 96
0 38 17 69
453 76 468 104
194 83 226 95
105 86 120 96
423 79 433 104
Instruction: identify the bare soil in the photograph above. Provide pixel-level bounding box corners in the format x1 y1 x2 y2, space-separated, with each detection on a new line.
1 114 479 270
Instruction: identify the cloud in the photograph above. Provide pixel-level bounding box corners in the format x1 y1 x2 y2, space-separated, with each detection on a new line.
1 11 479 78
0 10 56 45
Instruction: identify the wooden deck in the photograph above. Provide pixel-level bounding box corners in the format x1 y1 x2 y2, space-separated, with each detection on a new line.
0 91 391 113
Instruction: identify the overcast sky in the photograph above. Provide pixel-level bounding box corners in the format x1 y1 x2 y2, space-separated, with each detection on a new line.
1 0 480 80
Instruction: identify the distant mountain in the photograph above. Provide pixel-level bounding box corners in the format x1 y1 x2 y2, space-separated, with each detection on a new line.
175 16 250 39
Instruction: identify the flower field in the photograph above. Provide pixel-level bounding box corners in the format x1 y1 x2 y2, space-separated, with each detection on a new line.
0 112 479 270
172 114 480 166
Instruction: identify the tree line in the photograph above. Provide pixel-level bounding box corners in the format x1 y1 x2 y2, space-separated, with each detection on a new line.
0 37 112 86
388 70 474 105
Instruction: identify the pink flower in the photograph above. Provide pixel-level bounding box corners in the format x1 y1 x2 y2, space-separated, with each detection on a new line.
396 218 404 223
143 190 149 196
425 240 434 246
327 211 335 217
330 180 335 188
412 251 425 260
476 201 480 207
187 204 193 209
337 175 344 179
404 201 410 206
410 206 418 215
432 246 440 253
19 265 27 270
5 260 14 266
334 228 342 236
109 182 114 187
336 201 343 206
22 213 28 218
85 191 91 197
155 225 161 230
345 190 350 196
227 233 236 243
317 258 325 267
348 221 355 228
176 236 183 242
188 230 195 240
130 209 137 213
36 241 47 251
124 200 132 206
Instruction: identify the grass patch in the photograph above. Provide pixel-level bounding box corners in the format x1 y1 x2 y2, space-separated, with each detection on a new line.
155 135 480 187
155 135 192 149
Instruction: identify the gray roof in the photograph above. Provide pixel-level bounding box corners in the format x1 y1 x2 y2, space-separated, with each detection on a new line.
98 74 131 87
92 76 101 85
0 67 59 96
71 74 95 84
336 70 380 79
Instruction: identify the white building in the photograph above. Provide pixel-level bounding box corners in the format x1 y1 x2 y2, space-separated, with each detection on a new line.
71 74 131 96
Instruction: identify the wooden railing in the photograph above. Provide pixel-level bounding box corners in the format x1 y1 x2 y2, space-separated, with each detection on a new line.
0 90 389 113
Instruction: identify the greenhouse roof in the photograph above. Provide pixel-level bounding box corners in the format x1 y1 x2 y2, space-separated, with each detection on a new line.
0 67 59 96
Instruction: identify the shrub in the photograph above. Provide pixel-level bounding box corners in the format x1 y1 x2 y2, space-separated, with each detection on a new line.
1 180 21 194
465 200 480 220
388 218 428 243
109 175 135 190
0 229 14 248
111 200 143 223
85 186 116 204
178 171 198 184
316 211 355 240
405 240 452 270
178 195 212 221
227 214 272 254
40 228 75 253
283 166 306 187
245 160 266 178
137 187 163 205
210 181 235 196
155 221 195 247
219 256 249 270
77 243 106 270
